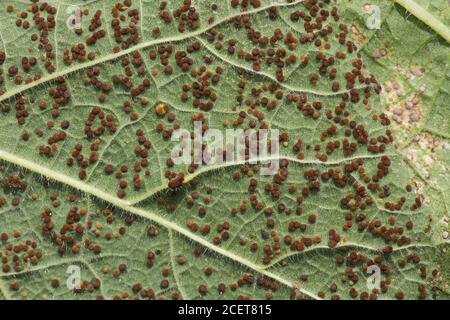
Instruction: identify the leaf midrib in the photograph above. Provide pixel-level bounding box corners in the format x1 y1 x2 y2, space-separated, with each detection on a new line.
0 147 417 300
0 149 321 299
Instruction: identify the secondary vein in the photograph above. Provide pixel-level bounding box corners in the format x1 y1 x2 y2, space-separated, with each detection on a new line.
395 0 450 44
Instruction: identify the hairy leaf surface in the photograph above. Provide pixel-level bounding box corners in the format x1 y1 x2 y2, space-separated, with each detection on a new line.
0 0 448 300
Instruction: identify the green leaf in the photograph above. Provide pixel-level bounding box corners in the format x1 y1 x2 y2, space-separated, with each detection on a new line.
0 0 447 300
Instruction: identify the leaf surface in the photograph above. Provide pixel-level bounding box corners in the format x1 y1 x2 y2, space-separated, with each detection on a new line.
0 0 448 300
